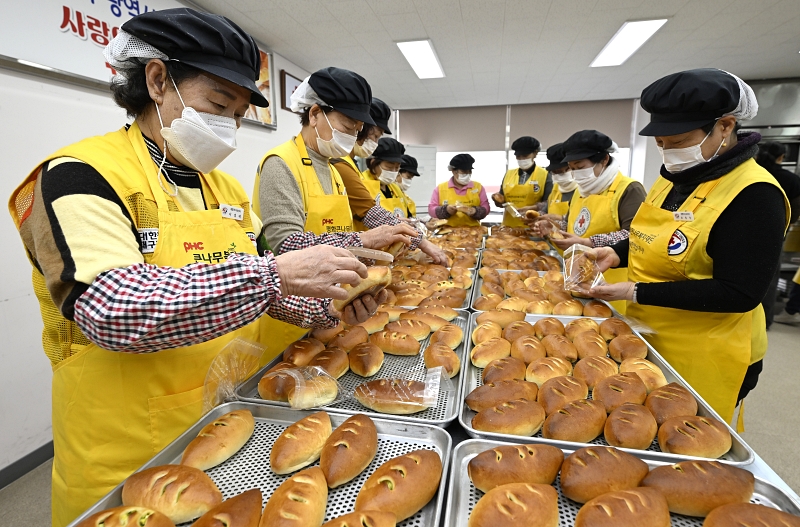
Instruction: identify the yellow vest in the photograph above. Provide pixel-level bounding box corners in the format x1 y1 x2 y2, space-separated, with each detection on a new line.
398 186 417 216
501 166 548 227
548 184 572 217
360 168 408 219
627 158 789 424
437 180 484 227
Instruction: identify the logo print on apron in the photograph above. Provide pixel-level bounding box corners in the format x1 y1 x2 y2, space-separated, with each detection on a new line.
573 207 592 236
668 229 688 255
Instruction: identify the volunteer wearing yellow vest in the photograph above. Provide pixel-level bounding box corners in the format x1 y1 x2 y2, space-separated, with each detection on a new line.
8 12 378 526
774 270 800 325
491 136 550 226
398 154 421 217
363 138 413 218
544 142 576 216
428 154 490 227
588 69 790 427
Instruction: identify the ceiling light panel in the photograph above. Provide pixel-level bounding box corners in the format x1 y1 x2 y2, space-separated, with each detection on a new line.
590 19 668 68
397 39 445 79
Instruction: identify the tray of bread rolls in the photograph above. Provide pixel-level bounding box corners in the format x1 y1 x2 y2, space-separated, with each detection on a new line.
236 308 471 427
458 311 756 466
68 403 451 527
387 264 475 310
444 439 800 527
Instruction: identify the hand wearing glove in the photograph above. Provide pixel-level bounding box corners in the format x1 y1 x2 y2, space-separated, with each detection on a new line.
446 205 458 216
550 231 593 251
331 289 390 325
275 245 367 299
359 223 417 250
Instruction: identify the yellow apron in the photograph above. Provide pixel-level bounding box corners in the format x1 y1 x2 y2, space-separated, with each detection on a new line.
794 267 800 285
627 160 789 424
437 180 484 227
547 185 572 217
501 166 547 227
567 173 634 313
358 169 409 218
10 123 265 527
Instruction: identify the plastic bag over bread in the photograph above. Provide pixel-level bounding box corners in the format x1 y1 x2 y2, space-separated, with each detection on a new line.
259 366 347 410
563 244 606 295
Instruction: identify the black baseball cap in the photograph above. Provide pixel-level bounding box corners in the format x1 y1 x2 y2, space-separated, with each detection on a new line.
511 136 541 156
122 8 268 107
400 154 420 177
562 130 614 163
372 137 405 163
370 98 392 134
546 143 568 171
639 68 740 136
449 153 475 171
308 67 374 125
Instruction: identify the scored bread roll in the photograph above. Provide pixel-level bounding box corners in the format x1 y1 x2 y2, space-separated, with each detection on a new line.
355 449 442 522
599 318 633 341
329 326 369 352
395 291 430 306
321 511 397 527
645 382 699 426
573 356 618 389
386 319 431 341
541 334 578 362
354 312 390 334
332 266 392 312
524 300 554 314
465 379 539 413
619 357 667 393
510 335 546 364
482 356 526 384
467 444 563 492
259 467 328 527
641 460 754 517
474 294 503 311
565 318 600 341
548 290 573 305
476 309 526 328
470 337 511 368
573 331 608 359
542 399 606 442
430 324 464 349
703 503 800 527
472 321 503 345
308 348 350 379
525 357 573 386
399 311 448 332
513 288 546 302
181 410 255 471
377 305 409 322
283 338 326 366
553 299 584 316
481 281 505 296
320 414 378 488
258 362 297 402
574 488 670 527
604 403 658 450
502 321 536 342
310 323 344 345
122 465 222 524
559 446 649 504
583 300 612 318
609 334 648 362
270 411 332 474
537 375 589 415
467 483 559 527
192 488 262 527
354 379 429 414
424 343 461 378
533 317 566 338
472 398 546 436
75 507 175 527
369 330 421 356
288 375 339 409
593 372 648 413
658 415 732 458
349 342 384 377
416 303 460 320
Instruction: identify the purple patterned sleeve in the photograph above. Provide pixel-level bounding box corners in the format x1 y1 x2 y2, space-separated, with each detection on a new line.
589 230 630 248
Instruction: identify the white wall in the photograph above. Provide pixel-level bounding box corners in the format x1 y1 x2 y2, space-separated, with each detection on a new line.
0 52 308 472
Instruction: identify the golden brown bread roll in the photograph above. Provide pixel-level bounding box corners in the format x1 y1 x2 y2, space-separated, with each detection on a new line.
619 357 667 393
475 309 526 329
308 348 350 379
496 297 529 311
480 281 505 296
542 399 606 442
525 357 573 386
321 511 397 527
283 338 326 366
192 488 262 527
259 467 328 527
641 460 754 517
467 483 559 527
181 410 255 471
394 291 430 307
510 335 546 364
537 375 588 414
320 414 378 488
548 289 573 305
271 411 332 474
703 503 800 527
523 299 555 314
385 319 431 341
369 330 421 356
565 318 600 341
599 318 633 341
121 465 222 524
541 334 578 362
533 317 565 338
287 375 339 409
467 444 563 492
645 382 698 426
582 300 613 318
501 321 536 342
482 356 526 384
354 312 390 334
553 299 584 316
574 488 670 527
258 362 297 402
658 415 732 458
354 449 442 522
333 266 392 312
429 324 463 349
310 323 344 345
573 356 618 389
543 269 563 283
604 402 657 450
513 288 546 302
474 294 503 311
415 304 460 321
75 507 175 527
329 326 370 352
465 379 539 413
424 343 461 378
593 372 648 413
559 446 649 504
472 321 503 345
573 331 608 359
608 334 648 362
399 311 448 332
377 305 409 321
470 337 511 368
349 342 384 377
354 379 429 414
472 398 546 436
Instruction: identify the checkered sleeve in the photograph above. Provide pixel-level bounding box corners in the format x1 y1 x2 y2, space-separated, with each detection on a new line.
589 230 630 248
268 296 339 329
355 206 423 250
277 231 364 255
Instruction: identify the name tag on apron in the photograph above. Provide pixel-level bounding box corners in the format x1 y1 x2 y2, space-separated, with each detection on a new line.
138 228 159 254
673 211 694 222
220 204 244 221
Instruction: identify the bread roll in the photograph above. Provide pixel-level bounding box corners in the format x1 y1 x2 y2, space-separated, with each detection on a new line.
593 372 648 413
329 326 369 352
524 300 554 314
525 357 573 386
192 488 262 527
417 304 460 321
470 337 511 368
377 305 409 322
542 398 606 442
258 362 297 402
369 330 421 356
573 331 608 359
619 358 667 393
259 467 328 527
501 321 535 342
703 503 800 527
288 375 339 409
497 297 529 311
599 318 633 341
582 300 612 318
320 414 378 488
482 356 526 384
308 347 349 378
481 281 505 297
658 415 732 458
399 312 448 333
321 512 397 527
354 379 429 414
531 317 564 338
181 410 255 471
467 444 563 492
355 449 442 521
349 342 384 377
385 319 431 341
354 312 390 334
559 446 649 504
121 465 222 524
608 334 648 362
573 356 618 389
574 488 670 527
310 323 344 345
548 289 573 305
510 335 546 364
424 343 461 378
474 294 503 311
553 299 584 316
565 318 600 341
645 382 698 426
642 460 754 517
465 379 539 413
541 334 578 362
271 411 332 474
283 338 326 366
604 403 657 450
467 483 558 527
543 269 563 283
476 309 526 328
429 324 463 349
75 507 175 527
394 291 430 307
537 375 588 414
472 321 503 345
513 288 546 302
472 398 546 436
333 266 392 312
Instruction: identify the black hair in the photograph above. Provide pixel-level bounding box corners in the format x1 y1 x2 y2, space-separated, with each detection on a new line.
588 152 610 164
357 124 379 142
299 105 333 126
756 141 787 167
366 157 382 174
110 59 203 118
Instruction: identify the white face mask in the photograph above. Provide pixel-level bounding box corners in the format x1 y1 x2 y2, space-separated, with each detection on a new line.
571 165 597 187
156 77 237 177
353 138 378 158
398 177 412 191
378 168 399 185
659 126 726 173
315 111 357 158
455 172 472 185
552 170 577 192
517 157 534 170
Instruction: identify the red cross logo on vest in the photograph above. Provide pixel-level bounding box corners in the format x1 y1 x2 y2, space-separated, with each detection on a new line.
573 207 591 236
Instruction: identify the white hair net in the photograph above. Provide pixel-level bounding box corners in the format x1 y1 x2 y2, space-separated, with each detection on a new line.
722 70 758 121
290 77 329 113
607 140 619 153
103 30 168 70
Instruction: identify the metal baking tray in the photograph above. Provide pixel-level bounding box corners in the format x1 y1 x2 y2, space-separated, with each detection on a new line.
237 311 471 427
67 403 452 527
458 312 756 466
444 439 798 527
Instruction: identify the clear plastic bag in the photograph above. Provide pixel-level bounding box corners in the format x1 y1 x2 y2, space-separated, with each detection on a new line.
203 338 266 413
352 367 455 415
563 244 607 295
538 219 565 240
261 366 348 410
